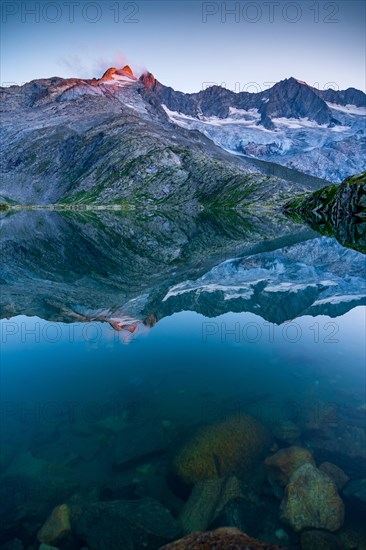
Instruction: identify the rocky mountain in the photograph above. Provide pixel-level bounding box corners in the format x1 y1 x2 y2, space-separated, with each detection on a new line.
140 73 366 182
0 67 327 208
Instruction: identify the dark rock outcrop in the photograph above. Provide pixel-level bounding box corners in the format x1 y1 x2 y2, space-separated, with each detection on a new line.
75 498 180 550
285 172 366 253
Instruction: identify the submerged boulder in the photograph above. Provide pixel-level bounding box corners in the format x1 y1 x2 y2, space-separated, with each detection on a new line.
264 446 315 487
171 415 270 484
209 496 265 537
159 527 288 549
75 497 180 550
37 503 71 545
280 463 344 532
319 462 350 491
178 476 243 534
300 530 344 550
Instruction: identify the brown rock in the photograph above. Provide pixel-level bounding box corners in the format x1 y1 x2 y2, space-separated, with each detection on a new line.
37 504 71 545
319 462 350 490
172 416 270 484
159 527 287 549
264 446 315 487
280 463 344 532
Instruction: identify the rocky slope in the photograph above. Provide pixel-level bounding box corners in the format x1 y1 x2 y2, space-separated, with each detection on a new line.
285 172 366 252
141 73 366 182
0 67 327 209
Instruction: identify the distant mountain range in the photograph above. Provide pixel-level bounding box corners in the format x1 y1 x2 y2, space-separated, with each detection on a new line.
140 71 366 182
0 65 364 206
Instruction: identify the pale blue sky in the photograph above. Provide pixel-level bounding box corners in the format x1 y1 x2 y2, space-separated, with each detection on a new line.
1 0 365 92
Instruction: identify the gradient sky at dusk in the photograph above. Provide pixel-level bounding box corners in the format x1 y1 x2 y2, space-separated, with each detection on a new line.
1 0 365 92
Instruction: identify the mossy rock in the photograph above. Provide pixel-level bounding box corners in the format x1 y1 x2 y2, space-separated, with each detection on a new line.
171 415 270 484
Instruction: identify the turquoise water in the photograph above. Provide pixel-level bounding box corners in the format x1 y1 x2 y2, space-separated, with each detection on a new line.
1 210 365 549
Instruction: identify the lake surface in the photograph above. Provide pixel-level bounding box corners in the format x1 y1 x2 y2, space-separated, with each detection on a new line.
1 209 365 549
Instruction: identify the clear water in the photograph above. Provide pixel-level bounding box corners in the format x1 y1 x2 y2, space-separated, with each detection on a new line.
1 210 365 549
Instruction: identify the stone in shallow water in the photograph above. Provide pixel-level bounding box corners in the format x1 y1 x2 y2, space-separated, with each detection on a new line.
178 476 243 534
209 496 264 537
171 415 270 484
319 462 350 491
159 527 288 549
75 497 180 550
300 530 344 550
305 423 366 478
37 503 71 545
280 463 344 532
264 446 315 487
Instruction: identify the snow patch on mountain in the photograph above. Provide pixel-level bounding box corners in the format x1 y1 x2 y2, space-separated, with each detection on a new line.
271 117 329 129
163 103 366 181
326 102 366 115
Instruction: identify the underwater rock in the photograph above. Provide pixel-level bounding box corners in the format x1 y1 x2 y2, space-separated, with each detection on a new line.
39 545 61 550
75 497 180 550
0 474 77 545
37 504 71 545
280 463 344 532
209 496 264 537
272 421 301 445
339 523 366 550
171 416 270 484
264 446 315 487
319 462 350 491
300 530 344 550
305 423 366 478
178 476 243 534
159 527 288 549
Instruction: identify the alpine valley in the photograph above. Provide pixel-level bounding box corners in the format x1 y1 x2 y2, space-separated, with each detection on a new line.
1 65 365 210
